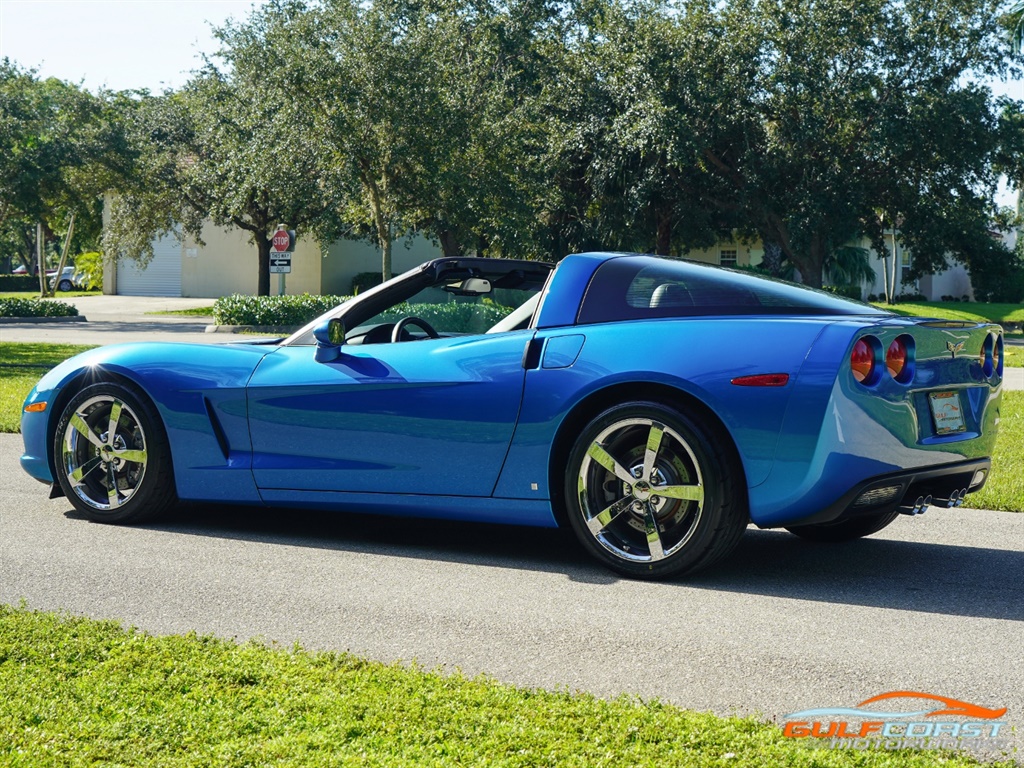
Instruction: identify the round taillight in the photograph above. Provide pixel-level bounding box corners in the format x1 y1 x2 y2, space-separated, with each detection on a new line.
851 338 875 383
886 334 914 383
994 335 1002 375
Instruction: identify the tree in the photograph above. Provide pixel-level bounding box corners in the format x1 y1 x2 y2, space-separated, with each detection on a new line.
0 59 128 293
104 29 337 296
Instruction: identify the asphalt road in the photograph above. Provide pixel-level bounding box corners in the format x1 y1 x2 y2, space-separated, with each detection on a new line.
1 431 1021 760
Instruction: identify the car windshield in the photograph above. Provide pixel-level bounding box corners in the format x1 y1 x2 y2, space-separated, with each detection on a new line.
284 259 552 346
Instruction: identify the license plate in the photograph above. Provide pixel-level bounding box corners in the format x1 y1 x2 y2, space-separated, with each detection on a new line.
928 391 966 435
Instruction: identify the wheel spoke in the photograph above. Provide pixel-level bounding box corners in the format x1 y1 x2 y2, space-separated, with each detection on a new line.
107 400 123 443
69 455 104 484
114 449 147 464
642 422 665 481
585 495 633 536
587 442 636 486
70 413 104 448
107 464 121 508
657 483 704 502
643 503 665 561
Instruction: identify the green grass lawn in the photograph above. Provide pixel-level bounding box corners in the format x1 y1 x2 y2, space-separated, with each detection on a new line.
0 604 1008 768
0 343 95 432
872 301 1024 324
0 289 98 300
147 306 215 316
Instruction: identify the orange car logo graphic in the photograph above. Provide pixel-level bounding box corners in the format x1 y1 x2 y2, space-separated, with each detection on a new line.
783 691 1008 743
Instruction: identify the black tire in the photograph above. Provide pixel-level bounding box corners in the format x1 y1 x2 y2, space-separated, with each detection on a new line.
785 510 899 543
53 380 176 523
563 401 747 579
58 279 73 291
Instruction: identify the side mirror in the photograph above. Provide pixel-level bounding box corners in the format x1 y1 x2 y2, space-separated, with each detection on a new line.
313 318 345 363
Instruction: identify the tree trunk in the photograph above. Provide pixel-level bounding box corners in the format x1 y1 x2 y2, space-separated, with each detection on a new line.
439 229 462 259
800 234 826 289
36 223 46 297
257 236 271 296
655 214 672 256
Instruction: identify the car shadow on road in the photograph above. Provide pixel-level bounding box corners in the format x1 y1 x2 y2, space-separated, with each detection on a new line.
64 504 1023 617
691 527 1023 622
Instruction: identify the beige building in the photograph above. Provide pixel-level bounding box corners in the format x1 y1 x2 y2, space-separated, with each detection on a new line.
105 217 987 301
104 220 442 298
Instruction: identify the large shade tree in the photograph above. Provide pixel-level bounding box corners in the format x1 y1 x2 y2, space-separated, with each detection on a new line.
0 59 129 292
104 38 336 295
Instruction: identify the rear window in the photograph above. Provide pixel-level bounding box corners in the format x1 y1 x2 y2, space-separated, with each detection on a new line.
577 256 888 324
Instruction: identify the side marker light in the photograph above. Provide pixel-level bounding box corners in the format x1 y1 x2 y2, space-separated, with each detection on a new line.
24 402 47 413
730 374 790 387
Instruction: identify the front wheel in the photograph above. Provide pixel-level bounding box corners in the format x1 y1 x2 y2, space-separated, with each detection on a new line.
58 279 73 291
564 401 747 579
53 380 177 523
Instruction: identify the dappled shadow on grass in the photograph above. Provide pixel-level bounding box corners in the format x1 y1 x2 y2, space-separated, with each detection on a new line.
63 502 1024 617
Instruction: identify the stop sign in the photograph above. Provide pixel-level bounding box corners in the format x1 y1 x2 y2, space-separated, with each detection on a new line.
272 229 291 252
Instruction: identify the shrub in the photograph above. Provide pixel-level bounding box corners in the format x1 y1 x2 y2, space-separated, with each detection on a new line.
351 272 384 294
822 284 863 301
0 274 39 292
73 252 104 290
376 301 513 334
213 294 351 326
0 298 78 318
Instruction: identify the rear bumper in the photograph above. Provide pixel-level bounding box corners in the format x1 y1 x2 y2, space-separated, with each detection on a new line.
761 457 991 529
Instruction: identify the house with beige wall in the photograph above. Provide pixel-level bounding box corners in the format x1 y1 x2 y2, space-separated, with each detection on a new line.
104 220 442 298
105 214 989 301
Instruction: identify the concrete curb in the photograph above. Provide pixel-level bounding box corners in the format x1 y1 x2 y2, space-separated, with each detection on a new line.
204 324 301 334
0 315 86 324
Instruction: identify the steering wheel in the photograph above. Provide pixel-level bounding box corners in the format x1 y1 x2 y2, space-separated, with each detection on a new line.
391 316 440 343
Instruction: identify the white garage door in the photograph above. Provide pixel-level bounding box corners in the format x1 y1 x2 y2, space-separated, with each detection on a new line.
116 233 182 296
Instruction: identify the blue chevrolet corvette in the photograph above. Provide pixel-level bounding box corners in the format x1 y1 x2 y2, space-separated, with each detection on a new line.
21 253 1002 578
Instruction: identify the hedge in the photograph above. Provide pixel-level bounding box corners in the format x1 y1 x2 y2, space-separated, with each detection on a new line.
211 294 514 333
0 298 79 318
213 294 351 326
351 271 384 294
377 301 514 334
0 275 40 292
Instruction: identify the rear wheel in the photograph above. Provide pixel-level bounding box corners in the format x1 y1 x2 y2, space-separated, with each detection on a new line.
785 509 899 542
53 381 176 523
57 279 73 291
564 401 747 579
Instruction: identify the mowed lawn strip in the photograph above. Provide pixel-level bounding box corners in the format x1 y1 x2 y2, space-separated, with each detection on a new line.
0 604 1011 768
870 301 1024 324
0 343 96 432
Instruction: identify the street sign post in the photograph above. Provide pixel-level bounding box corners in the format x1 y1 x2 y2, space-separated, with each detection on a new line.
270 225 295 294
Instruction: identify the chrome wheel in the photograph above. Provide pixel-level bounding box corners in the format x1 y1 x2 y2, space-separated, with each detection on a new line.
578 418 705 563
564 401 747 579
61 394 148 511
54 381 176 523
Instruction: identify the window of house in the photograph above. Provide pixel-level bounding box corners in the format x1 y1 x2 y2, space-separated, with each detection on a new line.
719 249 738 267
900 251 913 286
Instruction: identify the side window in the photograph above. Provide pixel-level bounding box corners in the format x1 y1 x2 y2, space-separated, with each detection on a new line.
577 256 885 324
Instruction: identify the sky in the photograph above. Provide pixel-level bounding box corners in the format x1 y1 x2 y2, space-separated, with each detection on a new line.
0 0 266 92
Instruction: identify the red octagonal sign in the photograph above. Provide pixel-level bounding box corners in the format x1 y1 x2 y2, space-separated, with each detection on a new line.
272 229 291 252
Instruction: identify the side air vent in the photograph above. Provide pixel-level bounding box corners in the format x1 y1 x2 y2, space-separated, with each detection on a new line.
203 397 230 460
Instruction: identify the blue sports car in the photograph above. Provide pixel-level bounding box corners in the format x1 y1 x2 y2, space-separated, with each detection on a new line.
20 253 1002 579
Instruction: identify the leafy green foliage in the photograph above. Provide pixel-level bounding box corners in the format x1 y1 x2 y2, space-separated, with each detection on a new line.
0 275 37 291
376 301 513 334
0 298 78 317
72 250 104 290
351 271 384 294
0 604 1008 767
213 294 350 327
